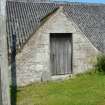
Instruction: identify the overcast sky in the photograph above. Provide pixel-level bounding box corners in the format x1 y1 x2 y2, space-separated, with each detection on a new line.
54 0 105 4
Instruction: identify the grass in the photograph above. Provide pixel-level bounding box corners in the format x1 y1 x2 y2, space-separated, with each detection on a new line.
16 72 105 105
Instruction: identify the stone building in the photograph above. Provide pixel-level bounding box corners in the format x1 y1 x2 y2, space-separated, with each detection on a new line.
6 0 105 86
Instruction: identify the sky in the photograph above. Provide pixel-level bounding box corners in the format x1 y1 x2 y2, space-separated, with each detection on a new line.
54 0 105 4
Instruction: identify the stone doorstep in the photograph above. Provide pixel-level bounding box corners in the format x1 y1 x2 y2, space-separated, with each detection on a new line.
51 74 73 81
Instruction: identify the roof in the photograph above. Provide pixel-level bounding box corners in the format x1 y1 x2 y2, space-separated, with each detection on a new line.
6 0 58 53
63 4 105 53
6 1 105 53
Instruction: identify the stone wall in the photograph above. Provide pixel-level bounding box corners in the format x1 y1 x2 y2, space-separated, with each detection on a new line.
14 7 99 86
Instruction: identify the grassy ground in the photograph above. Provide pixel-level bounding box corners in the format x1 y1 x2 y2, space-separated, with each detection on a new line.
16 72 105 105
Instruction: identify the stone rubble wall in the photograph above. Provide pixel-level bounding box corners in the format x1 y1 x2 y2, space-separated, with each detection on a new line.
13 7 99 86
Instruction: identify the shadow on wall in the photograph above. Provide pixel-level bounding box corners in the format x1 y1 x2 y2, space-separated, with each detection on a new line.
10 33 17 105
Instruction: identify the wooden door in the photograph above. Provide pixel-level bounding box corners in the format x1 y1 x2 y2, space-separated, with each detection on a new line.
50 33 72 75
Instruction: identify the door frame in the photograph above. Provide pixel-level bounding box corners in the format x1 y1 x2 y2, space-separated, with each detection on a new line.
50 33 73 75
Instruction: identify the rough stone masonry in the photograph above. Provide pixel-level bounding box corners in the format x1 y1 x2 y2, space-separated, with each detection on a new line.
13 7 99 86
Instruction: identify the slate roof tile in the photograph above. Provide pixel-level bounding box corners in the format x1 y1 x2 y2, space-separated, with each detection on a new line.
6 1 58 53
63 4 105 52
6 1 105 53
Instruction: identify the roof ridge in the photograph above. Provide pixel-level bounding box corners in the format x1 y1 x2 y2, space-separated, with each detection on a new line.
7 0 51 3
53 1 105 6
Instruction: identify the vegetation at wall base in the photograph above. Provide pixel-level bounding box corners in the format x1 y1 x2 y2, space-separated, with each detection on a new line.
95 54 105 74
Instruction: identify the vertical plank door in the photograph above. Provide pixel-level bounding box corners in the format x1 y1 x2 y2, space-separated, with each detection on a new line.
50 34 72 75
